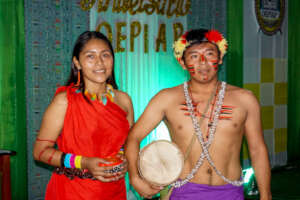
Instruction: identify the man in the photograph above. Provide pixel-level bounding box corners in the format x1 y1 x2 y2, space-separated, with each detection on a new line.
125 29 271 200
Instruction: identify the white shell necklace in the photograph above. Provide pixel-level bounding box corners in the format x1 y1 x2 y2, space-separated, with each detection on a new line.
171 81 243 188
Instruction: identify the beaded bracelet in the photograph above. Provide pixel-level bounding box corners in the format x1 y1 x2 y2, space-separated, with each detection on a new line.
60 153 66 167
119 147 124 154
75 155 82 169
64 154 72 168
62 153 82 169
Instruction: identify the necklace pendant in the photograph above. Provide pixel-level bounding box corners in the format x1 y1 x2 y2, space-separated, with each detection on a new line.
101 95 108 105
91 94 97 101
83 84 114 105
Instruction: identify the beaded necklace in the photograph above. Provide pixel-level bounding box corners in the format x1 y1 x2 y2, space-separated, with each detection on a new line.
171 81 243 188
82 84 114 105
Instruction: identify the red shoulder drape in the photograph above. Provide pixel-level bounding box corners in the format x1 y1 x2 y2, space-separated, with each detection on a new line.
45 86 130 200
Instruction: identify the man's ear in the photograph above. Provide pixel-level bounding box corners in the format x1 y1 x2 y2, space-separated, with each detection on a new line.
179 58 187 70
72 57 81 70
218 54 224 65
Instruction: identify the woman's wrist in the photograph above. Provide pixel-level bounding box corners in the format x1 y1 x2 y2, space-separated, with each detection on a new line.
60 152 84 169
80 156 87 169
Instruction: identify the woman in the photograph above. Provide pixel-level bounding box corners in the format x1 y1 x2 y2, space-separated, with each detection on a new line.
33 31 134 199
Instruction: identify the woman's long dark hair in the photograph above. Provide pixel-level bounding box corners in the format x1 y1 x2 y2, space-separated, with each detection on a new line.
66 31 118 90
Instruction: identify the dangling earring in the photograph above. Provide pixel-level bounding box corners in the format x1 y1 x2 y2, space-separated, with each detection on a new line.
75 70 81 86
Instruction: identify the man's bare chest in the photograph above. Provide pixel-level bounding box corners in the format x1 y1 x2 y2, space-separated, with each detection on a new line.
164 97 247 142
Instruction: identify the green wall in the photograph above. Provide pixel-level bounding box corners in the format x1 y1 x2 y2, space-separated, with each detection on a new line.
226 0 243 87
0 0 27 199
226 0 244 166
226 0 300 164
288 0 300 162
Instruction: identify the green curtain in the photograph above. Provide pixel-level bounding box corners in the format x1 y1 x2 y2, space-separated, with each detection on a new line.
0 0 27 199
226 0 244 165
288 0 300 162
226 0 243 87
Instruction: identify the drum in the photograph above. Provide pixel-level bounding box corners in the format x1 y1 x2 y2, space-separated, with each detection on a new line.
138 140 184 186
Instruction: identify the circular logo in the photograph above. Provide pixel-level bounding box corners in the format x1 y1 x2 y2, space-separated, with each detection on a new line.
255 0 285 35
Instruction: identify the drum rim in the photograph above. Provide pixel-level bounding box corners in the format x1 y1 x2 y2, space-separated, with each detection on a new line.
138 140 184 186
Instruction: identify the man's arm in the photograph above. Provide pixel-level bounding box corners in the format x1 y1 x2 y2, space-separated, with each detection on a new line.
244 91 272 200
125 90 169 198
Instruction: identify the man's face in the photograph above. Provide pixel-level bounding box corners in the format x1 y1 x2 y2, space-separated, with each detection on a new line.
182 42 222 83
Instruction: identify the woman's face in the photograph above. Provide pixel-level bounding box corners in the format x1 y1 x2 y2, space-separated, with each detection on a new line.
73 38 113 86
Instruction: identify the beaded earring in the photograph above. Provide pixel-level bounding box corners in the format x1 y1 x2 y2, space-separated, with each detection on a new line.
75 70 81 87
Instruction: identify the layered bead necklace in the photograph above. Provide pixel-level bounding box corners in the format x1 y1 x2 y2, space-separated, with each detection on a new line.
171 81 243 188
82 84 114 105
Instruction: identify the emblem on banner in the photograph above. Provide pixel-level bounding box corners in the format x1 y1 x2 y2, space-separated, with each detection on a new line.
255 0 285 35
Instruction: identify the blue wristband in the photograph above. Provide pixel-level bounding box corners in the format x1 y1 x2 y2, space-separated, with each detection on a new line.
64 153 72 168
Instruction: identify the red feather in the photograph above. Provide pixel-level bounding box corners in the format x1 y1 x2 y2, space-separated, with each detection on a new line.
205 30 223 43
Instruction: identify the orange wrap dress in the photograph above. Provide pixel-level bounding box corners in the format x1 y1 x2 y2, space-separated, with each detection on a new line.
45 85 130 200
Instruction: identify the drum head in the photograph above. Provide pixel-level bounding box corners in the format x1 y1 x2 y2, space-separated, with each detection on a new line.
138 140 184 186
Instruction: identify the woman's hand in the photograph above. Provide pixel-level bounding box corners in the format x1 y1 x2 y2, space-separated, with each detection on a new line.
81 157 115 182
81 156 127 182
114 152 128 179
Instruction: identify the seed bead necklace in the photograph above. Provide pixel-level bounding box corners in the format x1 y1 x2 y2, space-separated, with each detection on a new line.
81 84 115 105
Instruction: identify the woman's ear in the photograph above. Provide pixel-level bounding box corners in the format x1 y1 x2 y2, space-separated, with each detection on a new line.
72 57 81 70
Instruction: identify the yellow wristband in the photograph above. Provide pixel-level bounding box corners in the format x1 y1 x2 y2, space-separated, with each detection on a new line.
75 155 82 169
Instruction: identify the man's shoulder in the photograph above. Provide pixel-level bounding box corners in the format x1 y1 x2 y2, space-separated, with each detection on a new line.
161 84 183 92
226 83 255 97
156 84 183 97
151 84 184 103
226 83 259 106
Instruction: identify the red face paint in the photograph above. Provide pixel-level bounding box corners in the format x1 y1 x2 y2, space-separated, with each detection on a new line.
189 71 195 75
187 64 195 75
210 59 219 71
222 105 235 108
218 105 234 120
201 54 205 62
212 64 218 70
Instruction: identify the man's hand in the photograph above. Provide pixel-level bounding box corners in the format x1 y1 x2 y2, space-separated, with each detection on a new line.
130 176 163 199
